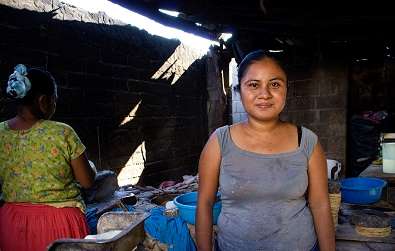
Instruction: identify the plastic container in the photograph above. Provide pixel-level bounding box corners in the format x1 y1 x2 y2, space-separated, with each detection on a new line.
383 139 395 173
340 177 387 204
173 191 221 225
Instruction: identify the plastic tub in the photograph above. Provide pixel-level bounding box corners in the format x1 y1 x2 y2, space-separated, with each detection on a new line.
173 191 221 225
340 177 387 204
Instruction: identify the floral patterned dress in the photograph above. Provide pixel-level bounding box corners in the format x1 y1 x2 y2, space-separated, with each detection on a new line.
0 119 90 251
0 119 86 210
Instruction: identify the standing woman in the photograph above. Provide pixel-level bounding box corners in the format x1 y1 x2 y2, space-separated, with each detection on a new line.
196 51 335 251
0 64 96 251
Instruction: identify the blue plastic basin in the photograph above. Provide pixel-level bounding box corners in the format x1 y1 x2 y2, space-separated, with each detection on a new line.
173 191 221 225
340 177 387 204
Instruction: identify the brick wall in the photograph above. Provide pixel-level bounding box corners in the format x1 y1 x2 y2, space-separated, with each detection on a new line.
284 60 348 166
0 2 209 186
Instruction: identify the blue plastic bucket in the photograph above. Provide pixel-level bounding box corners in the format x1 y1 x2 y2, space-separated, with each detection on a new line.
173 191 221 225
340 177 387 204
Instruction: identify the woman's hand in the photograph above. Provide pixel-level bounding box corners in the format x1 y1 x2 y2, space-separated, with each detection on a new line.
308 142 336 251
196 133 221 251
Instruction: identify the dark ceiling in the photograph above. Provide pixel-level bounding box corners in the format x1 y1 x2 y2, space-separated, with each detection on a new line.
108 0 395 61
108 0 395 40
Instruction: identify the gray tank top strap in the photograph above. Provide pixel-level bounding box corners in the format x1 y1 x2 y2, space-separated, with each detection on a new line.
215 125 231 156
301 126 318 160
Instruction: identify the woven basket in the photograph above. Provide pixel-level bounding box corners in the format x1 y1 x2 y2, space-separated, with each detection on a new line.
329 193 341 227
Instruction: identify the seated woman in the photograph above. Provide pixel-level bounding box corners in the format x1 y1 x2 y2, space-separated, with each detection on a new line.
0 64 96 251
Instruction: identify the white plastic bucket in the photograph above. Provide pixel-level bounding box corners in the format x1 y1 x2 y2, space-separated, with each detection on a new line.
383 142 395 173
327 159 341 180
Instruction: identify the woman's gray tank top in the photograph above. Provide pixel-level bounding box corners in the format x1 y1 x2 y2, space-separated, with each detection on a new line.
216 125 317 251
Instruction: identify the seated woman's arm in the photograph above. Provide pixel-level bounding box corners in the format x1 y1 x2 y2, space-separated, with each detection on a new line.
71 152 96 189
308 142 336 251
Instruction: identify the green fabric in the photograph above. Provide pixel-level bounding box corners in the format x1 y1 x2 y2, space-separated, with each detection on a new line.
0 120 85 204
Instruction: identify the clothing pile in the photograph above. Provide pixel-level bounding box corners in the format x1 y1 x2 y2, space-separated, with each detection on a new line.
144 207 196 251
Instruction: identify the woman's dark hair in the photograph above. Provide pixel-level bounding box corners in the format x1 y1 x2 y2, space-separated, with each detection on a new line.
15 68 57 106
235 50 287 92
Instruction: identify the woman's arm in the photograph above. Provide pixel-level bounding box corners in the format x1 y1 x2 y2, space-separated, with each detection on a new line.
71 152 96 189
196 133 221 251
308 141 336 251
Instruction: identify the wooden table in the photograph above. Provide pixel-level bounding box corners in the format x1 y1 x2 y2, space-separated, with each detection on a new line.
335 202 395 251
336 223 395 251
